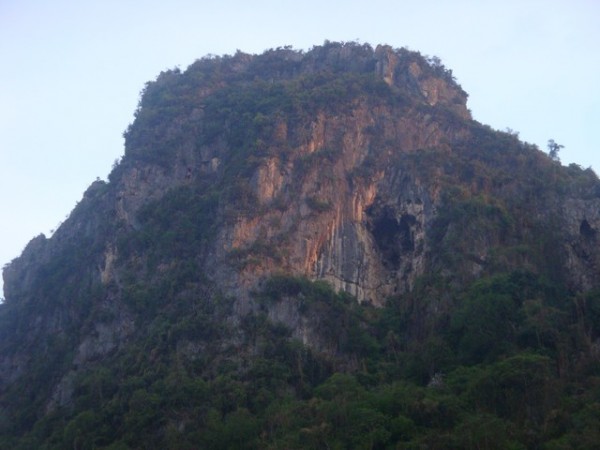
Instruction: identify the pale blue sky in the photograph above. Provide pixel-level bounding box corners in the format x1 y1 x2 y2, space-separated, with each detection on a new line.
1 0 599 297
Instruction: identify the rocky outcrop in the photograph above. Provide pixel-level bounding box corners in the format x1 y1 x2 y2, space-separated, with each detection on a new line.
5 43 600 310
2 43 600 416
205 97 447 303
562 196 600 290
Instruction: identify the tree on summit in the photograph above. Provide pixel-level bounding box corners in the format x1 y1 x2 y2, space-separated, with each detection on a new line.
547 139 564 162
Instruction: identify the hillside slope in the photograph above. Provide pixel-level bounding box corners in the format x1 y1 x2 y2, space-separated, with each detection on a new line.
2 42 600 449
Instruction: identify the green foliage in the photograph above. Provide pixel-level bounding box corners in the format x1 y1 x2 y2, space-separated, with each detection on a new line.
4 43 600 449
3 273 600 448
451 275 522 363
577 289 600 340
429 193 514 270
121 184 219 265
122 41 403 173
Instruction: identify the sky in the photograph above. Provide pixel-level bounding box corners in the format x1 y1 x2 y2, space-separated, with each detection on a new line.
1 0 599 298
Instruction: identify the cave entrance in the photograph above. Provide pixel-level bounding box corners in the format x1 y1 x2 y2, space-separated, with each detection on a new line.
580 219 597 240
367 205 416 270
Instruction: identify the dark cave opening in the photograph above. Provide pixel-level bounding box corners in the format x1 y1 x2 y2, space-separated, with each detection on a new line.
580 219 597 240
368 206 416 270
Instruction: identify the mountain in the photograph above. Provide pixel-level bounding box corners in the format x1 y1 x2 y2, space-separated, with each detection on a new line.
2 41 600 449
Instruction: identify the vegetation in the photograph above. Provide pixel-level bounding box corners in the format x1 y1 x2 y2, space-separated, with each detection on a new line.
548 139 564 162
2 42 600 449
1 273 599 449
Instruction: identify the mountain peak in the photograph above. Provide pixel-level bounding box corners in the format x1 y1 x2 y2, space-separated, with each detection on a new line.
1 42 600 448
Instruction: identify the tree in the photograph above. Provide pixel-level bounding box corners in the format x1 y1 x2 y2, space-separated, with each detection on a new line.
547 139 563 161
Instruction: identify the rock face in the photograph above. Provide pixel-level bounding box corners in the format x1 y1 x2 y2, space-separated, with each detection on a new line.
1 41 600 423
210 99 447 304
44 42 474 308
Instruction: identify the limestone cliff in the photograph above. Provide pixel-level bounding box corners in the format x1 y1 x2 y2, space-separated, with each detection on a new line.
6 43 471 306
1 42 600 439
